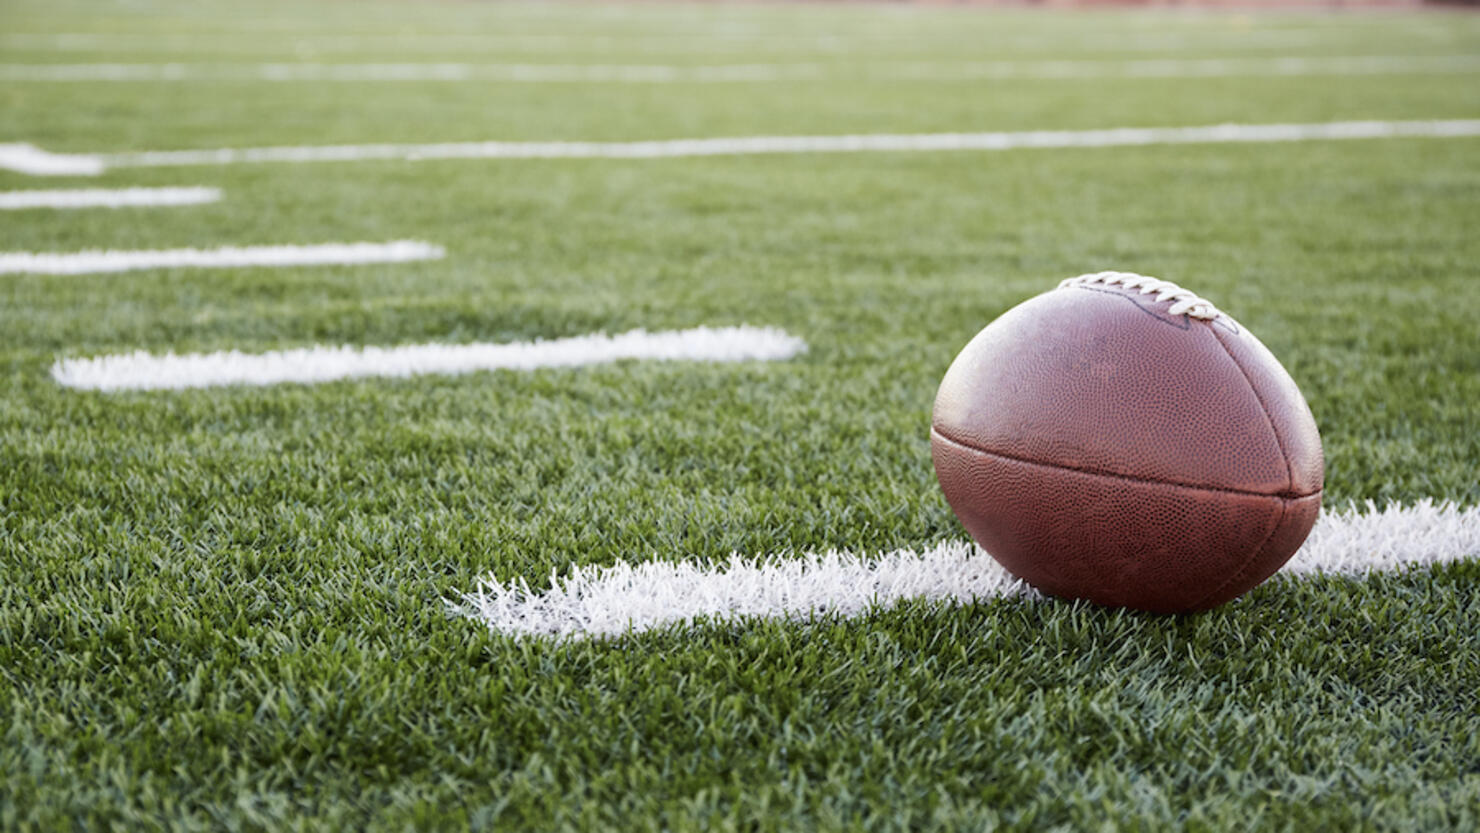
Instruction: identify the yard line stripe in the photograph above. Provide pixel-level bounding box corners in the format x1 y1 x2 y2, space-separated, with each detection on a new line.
3 120 1471 178
0 240 443 276
0 30 1330 53
896 55 1480 80
50 326 807 391
3 56 1477 83
11 121 1478 177
452 500 1480 640
0 186 220 210
0 142 106 176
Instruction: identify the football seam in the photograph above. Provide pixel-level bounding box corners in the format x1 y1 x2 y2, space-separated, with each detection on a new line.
1209 326 1297 497
929 426 1312 499
1185 493 1290 612
1067 284 1242 335
1070 285 1191 330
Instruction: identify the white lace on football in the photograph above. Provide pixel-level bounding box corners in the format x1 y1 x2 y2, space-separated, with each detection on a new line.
1059 271 1222 320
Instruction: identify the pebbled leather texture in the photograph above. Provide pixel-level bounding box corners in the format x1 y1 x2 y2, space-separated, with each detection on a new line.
932 281 1324 612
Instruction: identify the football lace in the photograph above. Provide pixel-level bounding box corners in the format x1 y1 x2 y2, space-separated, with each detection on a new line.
1059 271 1222 320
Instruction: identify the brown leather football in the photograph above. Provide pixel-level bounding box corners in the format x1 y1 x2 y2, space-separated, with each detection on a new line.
931 272 1323 613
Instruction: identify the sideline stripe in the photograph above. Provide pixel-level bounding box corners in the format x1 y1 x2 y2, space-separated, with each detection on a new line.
0 240 444 276
452 500 1480 640
50 326 808 391
2 56 1477 83
8 121 1478 176
0 186 220 210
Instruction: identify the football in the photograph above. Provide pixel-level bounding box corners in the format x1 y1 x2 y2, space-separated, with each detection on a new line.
931 271 1324 613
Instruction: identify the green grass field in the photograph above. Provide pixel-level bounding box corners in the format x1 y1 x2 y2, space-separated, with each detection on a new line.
3 1 1480 829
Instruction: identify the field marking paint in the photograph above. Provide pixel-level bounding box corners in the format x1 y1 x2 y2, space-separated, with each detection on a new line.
50 326 807 391
0 240 443 276
3 56 1477 83
9 120 1478 176
452 500 1480 640
0 143 106 176
0 186 220 210
0 30 1330 54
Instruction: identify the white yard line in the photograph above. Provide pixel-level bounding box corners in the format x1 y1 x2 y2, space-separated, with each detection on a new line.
3 56 1477 82
50 326 807 391
0 143 106 176
0 186 220 210
5 120 1477 177
452 500 1480 640
0 240 443 276
0 30 1330 53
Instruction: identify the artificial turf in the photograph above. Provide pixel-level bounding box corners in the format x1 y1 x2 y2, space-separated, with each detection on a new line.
2 1 1479 829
